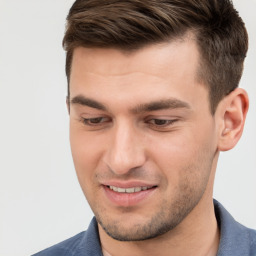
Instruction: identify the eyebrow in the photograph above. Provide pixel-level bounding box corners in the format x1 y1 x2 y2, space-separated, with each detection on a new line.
70 95 191 113
70 95 107 111
131 99 191 114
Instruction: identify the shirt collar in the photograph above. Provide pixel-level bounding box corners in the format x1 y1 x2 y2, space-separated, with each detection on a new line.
214 199 252 256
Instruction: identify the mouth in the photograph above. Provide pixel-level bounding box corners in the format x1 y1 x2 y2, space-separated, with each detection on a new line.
107 185 156 193
103 184 157 207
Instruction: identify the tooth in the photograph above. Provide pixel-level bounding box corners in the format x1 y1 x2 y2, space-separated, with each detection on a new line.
113 186 118 192
125 188 135 193
117 187 126 193
135 187 142 192
109 186 152 193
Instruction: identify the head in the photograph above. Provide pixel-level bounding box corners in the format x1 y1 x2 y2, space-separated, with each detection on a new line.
63 0 249 242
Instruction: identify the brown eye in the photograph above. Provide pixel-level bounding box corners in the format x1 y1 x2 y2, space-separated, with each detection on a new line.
88 117 104 124
82 117 111 126
148 119 174 126
146 118 179 131
153 119 169 126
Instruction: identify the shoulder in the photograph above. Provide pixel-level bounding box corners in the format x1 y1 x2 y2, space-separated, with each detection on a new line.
32 231 86 256
214 200 256 256
245 226 256 255
233 224 256 255
32 217 103 256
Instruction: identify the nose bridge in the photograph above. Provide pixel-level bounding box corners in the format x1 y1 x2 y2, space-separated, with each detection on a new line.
104 119 145 175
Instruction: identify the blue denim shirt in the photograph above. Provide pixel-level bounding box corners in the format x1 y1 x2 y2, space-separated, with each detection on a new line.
33 200 256 256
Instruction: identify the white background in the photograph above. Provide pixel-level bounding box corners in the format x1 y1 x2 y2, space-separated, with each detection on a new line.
0 1 255 255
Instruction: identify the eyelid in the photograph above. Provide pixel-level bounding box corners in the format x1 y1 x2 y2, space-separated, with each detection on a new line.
147 118 178 125
145 116 180 130
80 116 112 126
145 114 180 121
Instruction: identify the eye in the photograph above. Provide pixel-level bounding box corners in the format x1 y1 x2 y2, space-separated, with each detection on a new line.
150 119 170 126
81 117 111 126
148 119 176 126
145 118 179 131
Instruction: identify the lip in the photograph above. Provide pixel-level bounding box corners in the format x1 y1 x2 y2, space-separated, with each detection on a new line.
102 181 156 188
101 181 157 207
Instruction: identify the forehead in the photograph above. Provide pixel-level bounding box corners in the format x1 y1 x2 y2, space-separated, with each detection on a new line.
69 39 207 110
70 39 199 80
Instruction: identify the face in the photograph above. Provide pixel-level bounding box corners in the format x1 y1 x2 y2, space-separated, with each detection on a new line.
69 39 219 241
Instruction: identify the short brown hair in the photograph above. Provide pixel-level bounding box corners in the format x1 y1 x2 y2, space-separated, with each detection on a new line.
63 0 248 113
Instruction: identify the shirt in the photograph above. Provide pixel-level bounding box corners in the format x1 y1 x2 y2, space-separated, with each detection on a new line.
32 200 256 256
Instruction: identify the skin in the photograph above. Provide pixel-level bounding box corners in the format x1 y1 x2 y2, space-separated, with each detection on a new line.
68 38 248 256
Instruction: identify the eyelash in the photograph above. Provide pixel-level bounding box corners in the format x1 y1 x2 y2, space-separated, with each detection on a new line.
80 117 178 130
81 117 111 126
147 119 178 128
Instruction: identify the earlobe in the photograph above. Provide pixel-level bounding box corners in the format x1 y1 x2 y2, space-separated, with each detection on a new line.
217 88 249 151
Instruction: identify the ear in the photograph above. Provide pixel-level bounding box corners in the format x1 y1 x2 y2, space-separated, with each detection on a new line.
217 88 249 151
66 96 70 114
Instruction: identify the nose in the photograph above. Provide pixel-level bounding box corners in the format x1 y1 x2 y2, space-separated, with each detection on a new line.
103 120 146 175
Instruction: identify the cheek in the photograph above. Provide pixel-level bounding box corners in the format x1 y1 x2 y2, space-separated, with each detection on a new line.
69 127 104 183
148 132 193 168
148 128 215 182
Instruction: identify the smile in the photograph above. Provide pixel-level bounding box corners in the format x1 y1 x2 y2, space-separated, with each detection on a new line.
103 184 157 206
108 185 154 193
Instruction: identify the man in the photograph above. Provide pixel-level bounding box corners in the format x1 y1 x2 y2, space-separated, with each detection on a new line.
33 0 256 255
